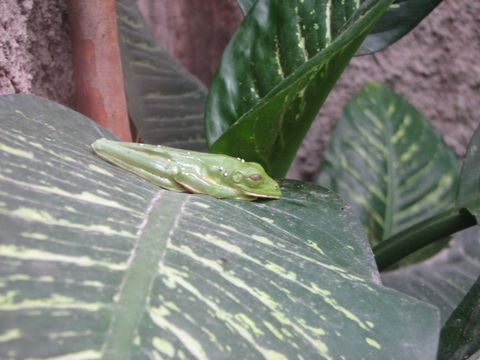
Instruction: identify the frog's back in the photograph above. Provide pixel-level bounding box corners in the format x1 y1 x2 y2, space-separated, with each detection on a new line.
111 142 238 168
159 146 240 167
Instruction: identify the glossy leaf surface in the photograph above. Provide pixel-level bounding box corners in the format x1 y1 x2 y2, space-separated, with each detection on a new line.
116 0 207 150
438 275 480 360
235 0 439 56
457 124 480 222
206 0 392 177
0 95 439 359
317 82 459 251
357 0 444 55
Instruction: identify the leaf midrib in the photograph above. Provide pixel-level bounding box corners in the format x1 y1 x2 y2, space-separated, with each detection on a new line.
382 110 395 241
102 191 187 359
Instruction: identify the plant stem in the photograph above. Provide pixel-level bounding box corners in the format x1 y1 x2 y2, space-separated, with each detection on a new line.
373 209 477 271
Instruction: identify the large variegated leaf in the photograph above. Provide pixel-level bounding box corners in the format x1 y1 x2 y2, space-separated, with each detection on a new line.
382 123 480 356
438 275 480 360
236 0 441 56
357 0 444 55
317 82 459 252
206 0 392 177
116 0 207 150
0 95 440 359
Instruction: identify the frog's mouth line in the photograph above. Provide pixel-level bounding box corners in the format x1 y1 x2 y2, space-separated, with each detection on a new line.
244 191 281 199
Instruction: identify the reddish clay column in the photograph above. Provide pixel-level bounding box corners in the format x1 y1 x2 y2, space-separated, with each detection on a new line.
67 0 131 141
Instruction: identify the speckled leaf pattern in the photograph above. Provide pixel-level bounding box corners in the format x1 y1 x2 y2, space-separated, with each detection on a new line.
206 0 392 177
457 124 480 221
438 274 480 360
0 95 440 359
116 0 207 150
381 228 480 324
236 0 444 56
317 82 460 247
357 0 444 55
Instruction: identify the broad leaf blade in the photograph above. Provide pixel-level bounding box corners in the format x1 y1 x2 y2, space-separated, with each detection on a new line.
381 228 480 324
438 275 480 360
0 95 439 359
236 0 443 55
206 0 392 177
116 0 207 150
357 0 444 55
317 82 459 253
457 124 480 221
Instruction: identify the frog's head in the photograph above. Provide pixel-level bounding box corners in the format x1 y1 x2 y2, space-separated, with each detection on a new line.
229 162 281 199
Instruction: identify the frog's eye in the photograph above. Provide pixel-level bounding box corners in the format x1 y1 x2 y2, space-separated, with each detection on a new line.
248 174 262 182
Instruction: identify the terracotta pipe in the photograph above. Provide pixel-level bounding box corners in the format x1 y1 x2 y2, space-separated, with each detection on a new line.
67 0 131 141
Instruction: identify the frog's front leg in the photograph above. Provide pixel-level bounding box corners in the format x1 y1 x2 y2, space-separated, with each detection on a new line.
134 162 186 192
173 172 254 200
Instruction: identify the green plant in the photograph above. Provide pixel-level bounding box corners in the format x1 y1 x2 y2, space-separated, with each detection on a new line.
1 0 478 359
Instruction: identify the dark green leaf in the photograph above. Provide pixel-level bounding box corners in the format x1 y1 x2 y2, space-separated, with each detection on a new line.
381 228 480 324
116 0 207 150
206 0 392 178
438 275 480 360
457 124 480 221
0 95 439 359
317 82 459 257
357 0 444 55
236 0 443 55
